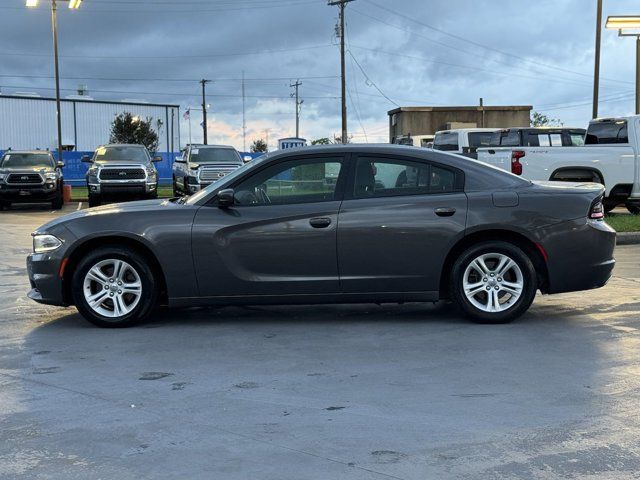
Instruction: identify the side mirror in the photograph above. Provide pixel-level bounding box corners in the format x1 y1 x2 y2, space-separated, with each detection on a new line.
152 155 162 162
56 161 65 168
217 188 235 208
81 155 92 163
174 156 186 163
243 155 253 163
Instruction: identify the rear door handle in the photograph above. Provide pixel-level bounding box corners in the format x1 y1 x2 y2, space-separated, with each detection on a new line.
309 217 332 228
435 207 456 217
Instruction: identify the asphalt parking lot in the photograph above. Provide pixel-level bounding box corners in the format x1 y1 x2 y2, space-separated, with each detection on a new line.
1 203 640 479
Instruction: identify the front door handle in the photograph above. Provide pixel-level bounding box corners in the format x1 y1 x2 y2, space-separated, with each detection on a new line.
309 217 332 228
435 207 456 217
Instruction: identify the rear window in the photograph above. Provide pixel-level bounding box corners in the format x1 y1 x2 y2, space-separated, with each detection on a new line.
585 120 628 144
433 132 459 151
490 130 520 147
467 132 496 149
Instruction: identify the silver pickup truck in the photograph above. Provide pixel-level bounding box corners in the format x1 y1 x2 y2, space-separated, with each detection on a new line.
82 144 161 207
172 144 244 196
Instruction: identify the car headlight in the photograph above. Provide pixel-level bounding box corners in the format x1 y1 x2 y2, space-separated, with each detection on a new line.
44 172 57 180
0 173 6 183
32 234 63 253
88 167 98 176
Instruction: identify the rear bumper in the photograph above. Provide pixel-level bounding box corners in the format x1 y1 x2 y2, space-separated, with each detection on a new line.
539 218 616 294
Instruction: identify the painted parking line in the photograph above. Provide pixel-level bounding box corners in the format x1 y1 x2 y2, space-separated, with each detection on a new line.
77 202 82 211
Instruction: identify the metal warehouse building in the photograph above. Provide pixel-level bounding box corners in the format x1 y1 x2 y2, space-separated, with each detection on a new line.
0 94 180 153
0 94 180 185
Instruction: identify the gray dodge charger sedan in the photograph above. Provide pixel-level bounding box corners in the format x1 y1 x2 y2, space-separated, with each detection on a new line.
27 145 615 327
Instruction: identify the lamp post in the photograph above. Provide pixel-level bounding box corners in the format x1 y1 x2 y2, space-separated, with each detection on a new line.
606 15 640 114
26 0 82 164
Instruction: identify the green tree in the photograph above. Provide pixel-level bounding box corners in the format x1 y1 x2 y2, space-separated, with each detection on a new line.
250 138 268 153
109 112 159 153
310 137 332 145
531 111 563 127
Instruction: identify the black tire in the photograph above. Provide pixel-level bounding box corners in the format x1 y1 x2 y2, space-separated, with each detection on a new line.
604 199 618 214
51 188 64 210
450 241 538 324
626 203 640 215
71 246 158 327
88 193 101 208
172 175 179 196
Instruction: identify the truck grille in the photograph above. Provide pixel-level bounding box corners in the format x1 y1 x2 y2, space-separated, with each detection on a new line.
199 165 240 182
6 173 43 184
99 168 146 181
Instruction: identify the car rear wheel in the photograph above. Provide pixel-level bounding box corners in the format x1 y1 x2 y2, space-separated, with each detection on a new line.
71 247 158 327
450 241 537 324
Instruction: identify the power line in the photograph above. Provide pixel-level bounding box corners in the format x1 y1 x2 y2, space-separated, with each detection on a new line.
0 44 333 60
0 73 338 83
346 50 399 107
363 0 631 86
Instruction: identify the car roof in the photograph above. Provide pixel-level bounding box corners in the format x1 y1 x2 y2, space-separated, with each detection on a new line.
190 144 236 149
435 128 499 134
97 144 147 149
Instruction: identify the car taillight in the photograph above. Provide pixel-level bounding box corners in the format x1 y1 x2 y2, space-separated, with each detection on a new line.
589 197 605 220
511 150 524 175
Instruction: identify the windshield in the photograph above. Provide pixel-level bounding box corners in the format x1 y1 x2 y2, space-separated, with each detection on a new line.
94 146 150 162
190 147 241 164
185 153 272 205
0 153 54 169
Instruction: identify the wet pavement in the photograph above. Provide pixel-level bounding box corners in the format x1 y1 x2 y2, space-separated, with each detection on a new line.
1 203 640 479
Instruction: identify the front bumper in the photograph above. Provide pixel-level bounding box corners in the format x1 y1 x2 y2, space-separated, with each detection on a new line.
26 252 68 306
0 183 59 202
540 218 616 294
88 182 157 196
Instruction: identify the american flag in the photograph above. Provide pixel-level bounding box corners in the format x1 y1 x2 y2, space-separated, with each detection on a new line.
183 108 190 120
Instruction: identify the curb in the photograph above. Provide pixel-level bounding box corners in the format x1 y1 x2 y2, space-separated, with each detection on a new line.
617 232 640 245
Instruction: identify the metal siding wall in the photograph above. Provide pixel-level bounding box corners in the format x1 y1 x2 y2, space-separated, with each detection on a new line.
0 97 179 153
0 97 74 151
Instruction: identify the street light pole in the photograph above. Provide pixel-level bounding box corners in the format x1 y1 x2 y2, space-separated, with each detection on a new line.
51 0 63 163
606 16 640 115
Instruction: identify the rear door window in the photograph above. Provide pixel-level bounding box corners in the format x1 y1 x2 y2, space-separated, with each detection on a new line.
352 156 461 198
467 132 495 149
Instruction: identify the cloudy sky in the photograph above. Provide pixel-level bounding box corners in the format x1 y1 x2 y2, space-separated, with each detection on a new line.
0 0 638 150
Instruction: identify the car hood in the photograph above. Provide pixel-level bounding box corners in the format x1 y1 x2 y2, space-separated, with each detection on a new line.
93 161 150 167
35 198 179 233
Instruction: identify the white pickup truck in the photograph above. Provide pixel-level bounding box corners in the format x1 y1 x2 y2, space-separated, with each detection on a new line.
432 128 499 158
477 116 640 213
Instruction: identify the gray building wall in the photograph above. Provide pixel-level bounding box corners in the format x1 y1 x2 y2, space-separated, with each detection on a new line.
388 106 532 142
0 95 180 152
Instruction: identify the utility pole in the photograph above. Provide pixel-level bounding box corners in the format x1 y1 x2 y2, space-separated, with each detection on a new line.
592 0 603 119
242 71 247 152
290 79 303 138
328 0 354 144
200 79 210 144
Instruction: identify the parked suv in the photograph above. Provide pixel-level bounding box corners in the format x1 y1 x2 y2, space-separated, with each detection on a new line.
173 144 243 196
83 144 161 207
0 150 64 210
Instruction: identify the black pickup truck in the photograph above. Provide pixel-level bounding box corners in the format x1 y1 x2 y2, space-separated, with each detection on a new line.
0 150 64 209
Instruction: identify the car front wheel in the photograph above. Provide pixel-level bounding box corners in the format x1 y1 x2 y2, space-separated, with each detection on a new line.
450 241 537 324
71 247 158 327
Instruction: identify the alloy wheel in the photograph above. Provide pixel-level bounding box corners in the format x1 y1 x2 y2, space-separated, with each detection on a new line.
83 259 142 318
462 252 524 313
